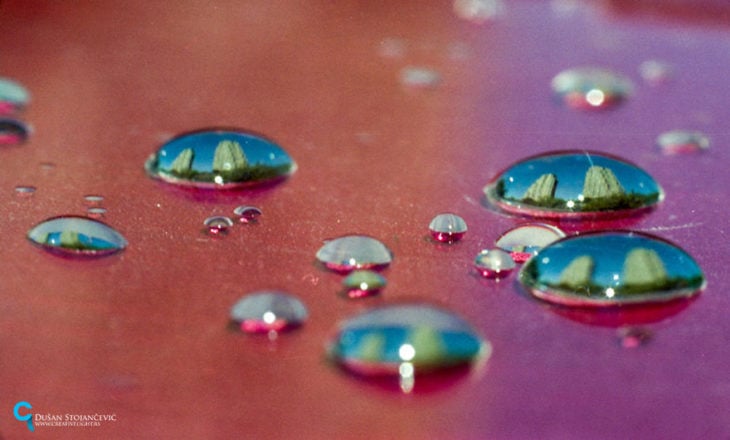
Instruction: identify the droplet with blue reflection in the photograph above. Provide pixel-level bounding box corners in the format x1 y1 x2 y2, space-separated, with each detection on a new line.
27 215 127 256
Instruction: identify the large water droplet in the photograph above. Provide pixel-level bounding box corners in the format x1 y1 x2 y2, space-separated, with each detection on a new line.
474 249 515 278
342 270 387 298
552 68 634 110
316 235 393 272
328 304 488 380
496 223 566 263
145 129 296 189
233 205 262 223
0 118 29 145
656 130 709 155
428 213 467 243
27 215 127 256
519 231 705 307
0 78 30 114
230 291 308 333
203 216 234 236
484 151 663 219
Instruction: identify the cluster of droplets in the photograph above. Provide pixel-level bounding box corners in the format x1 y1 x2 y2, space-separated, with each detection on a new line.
203 206 262 236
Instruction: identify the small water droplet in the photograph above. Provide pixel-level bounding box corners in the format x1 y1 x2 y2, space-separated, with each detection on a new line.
474 249 515 278
316 235 393 273
0 78 30 114
429 213 467 243
484 151 663 219
453 0 504 24
203 216 234 236
656 130 709 155
378 38 407 58
83 195 105 205
639 60 673 85
552 68 634 110
519 231 705 307
233 205 262 223
617 326 652 348
27 215 127 256
40 162 56 171
14 185 36 197
87 207 107 218
230 291 308 333
400 67 441 89
0 118 29 145
145 129 296 189
496 223 566 262
328 304 489 384
342 270 387 298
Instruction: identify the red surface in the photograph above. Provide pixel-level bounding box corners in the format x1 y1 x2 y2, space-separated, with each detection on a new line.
1 1 729 439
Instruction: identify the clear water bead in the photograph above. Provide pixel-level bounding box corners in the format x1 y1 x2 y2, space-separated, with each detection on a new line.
316 235 393 273
342 270 387 298
145 128 296 189
0 78 30 114
496 223 566 263
0 118 29 145
203 216 234 236
552 67 634 110
400 67 441 89
14 185 36 197
87 207 107 218
429 213 468 243
27 215 127 256
233 205 262 223
484 151 663 219
230 291 308 333
474 249 515 278
519 231 705 307
656 130 709 155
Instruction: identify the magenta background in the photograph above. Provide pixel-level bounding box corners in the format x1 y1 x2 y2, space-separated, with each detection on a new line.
0 1 728 439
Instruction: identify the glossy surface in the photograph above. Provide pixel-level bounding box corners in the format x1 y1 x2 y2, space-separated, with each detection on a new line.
27 215 127 256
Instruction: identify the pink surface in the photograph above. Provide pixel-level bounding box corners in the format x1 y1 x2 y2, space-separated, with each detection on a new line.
0 1 728 439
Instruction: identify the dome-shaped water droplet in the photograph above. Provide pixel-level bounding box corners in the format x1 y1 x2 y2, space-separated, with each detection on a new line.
15 185 36 197
0 118 29 145
233 205 262 223
0 78 29 114
617 326 653 348
552 67 634 110
87 207 107 219
474 249 515 278
203 216 234 236
328 304 488 378
27 215 127 256
83 195 105 205
656 130 709 155
230 291 308 333
400 67 441 89
316 235 393 272
145 129 296 189
496 223 566 263
484 151 663 219
519 231 705 307
342 270 387 298
428 213 467 243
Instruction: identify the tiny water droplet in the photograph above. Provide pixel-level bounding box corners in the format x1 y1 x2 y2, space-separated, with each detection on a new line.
519 231 705 307
316 235 393 273
230 291 308 333
233 205 262 223
342 270 387 298
83 194 105 205
617 326 652 348
14 185 36 197
639 60 673 85
496 223 566 263
0 77 30 114
656 130 709 155
453 0 504 24
145 129 296 189
378 37 407 58
203 216 234 236
328 304 488 379
87 207 107 218
474 249 515 278
400 67 441 89
429 213 467 243
552 67 634 110
40 162 56 171
484 151 663 219
27 215 127 256
0 118 29 145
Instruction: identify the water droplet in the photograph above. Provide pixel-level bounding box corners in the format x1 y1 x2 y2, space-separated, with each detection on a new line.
14 185 36 197
617 326 652 348
378 37 406 58
400 67 441 89
474 249 515 278
342 270 387 298
0 118 29 145
483 151 663 219
27 215 127 256
551 68 634 110
40 162 56 171
87 207 107 218
328 304 488 383
0 78 30 114
230 291 308 333
453 0 504 24
656 130 709 155
233 205 262 223
639 60 673 85
145 129 296 189
496 223 566 263
519 231 705 307
83 194 105 205
428 213 467 243
316 235 393 273
203 216 234 236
